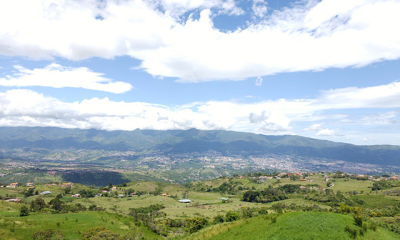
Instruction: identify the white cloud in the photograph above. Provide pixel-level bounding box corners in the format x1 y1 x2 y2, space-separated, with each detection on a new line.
316 128 335 136
0 81 399 143
1 0 400 82
252 0 268 18
363 136 372 142
304 123 323 131
316 82 400 109
155 0 244 16
255 76 263 86
0 64 132 93
249 110 291 132
360 111 398 125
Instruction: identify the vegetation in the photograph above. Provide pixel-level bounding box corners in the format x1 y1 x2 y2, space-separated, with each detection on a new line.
1 172 400 239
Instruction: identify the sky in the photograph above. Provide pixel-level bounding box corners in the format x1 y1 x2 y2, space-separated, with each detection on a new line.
0 0 399 146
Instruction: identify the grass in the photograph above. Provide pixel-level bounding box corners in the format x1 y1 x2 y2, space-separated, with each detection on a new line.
186 212 399 240
353 195 400 208
0 203 161 240
1 176 400 239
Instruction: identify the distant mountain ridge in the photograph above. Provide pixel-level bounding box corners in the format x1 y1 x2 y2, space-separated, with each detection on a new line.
0 127 399 165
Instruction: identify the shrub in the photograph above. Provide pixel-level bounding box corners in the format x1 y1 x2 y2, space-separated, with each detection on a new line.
241 207 253 219
19 206 29 217
30 197 46 212
88 230 120 240
353 214 363 227
32 229 64 240
369 222 377 231
213 214 225 224
225 210 240 222
81 227 108 240
258 208 268 215
185 217 209 233
345 225 358 239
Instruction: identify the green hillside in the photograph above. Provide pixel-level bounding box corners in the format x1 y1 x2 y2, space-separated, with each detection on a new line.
0 127 399 165
187 212 399 240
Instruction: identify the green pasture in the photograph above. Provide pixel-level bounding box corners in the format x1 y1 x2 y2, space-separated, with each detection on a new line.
353 195 400 208
186 212 399 240
0 202 161 240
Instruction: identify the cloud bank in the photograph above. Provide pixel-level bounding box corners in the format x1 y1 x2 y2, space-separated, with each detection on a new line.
0 64 133 93
0 81 398 137
1 0 400 82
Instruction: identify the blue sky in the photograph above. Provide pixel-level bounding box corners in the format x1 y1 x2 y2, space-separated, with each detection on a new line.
0 0 399 145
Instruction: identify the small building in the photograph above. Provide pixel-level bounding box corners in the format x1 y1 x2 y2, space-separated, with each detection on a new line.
45 183 57 187
26 183 34 187
6 198 22 202
60 182 74 188
178 199 191 203
41 191 51 195
161 193 169 197
71 194 81 198
7 183 19 188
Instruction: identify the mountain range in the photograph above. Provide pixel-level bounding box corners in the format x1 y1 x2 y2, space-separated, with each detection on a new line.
0 127 399 166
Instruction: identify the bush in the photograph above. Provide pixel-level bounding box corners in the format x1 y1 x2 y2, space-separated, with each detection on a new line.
369 222 377 231
19 206 29 217
185 217 209 233
241 207 253 219
353 214 363 227
24 188 35 197
30 197 46 212
225 210 240 222
32 229 64 240
213 214 225 224
345 225 358 239
88 230 120 240
258 208 269 215
81 227 108 240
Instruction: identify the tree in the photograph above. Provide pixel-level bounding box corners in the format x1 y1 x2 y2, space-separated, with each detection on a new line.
30 197 46 212
154 186 163 196
242 190 260 202
49 197 64 212
182 190 189 199
24 188 34 197
64 186 71 194
20 206 29 217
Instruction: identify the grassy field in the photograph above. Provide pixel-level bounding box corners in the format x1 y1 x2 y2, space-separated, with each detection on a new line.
0 201 161 240
186 212 399 240
353 195 400 208
1 174 400 239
